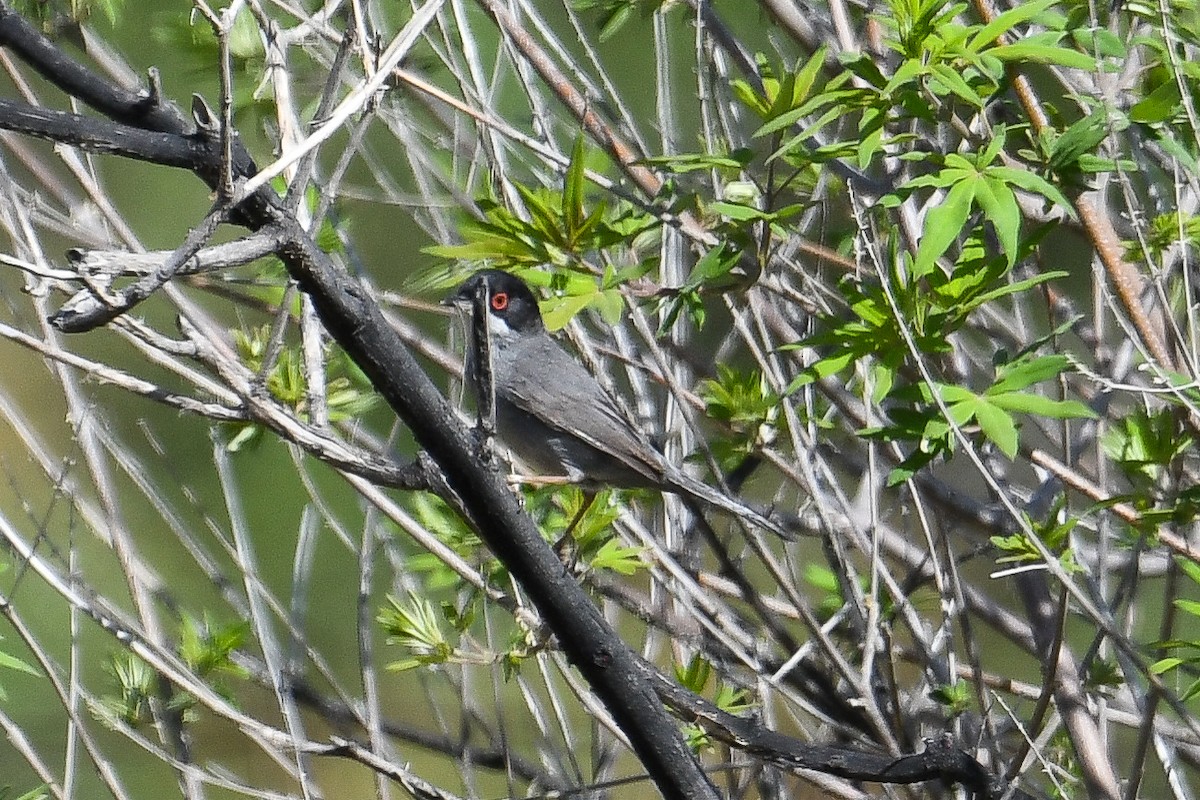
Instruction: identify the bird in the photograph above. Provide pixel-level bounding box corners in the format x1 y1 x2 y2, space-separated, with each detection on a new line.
444 269 791 539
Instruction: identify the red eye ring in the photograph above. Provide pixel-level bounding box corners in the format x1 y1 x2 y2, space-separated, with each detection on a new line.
491 292 509 311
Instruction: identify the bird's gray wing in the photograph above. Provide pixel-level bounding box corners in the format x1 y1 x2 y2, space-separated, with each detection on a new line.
497 334 665 483
497 334 795 538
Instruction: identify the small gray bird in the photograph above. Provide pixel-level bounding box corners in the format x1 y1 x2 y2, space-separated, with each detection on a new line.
446 269 789 538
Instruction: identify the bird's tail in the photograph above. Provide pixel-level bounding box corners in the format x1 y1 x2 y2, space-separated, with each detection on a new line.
666 470 798 540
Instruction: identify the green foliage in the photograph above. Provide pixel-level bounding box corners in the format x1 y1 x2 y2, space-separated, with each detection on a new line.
793 243 1088 481
537 268 631 332
378 593 454 672
98 653 158 727
97 615 248 728
404 494 493 589
378 591 539 677
1099 408 1200 530
226 324 379 450
990 497 1081 574
641 149 755 175
1103 409 1194 487
699 365 781 473
888 125 1070 272
929 680 971 716
675 654 753 750
1 0 1196 794
755 0 1098 172
764 21 1096 479
655 244 745 332
803 564 896 622
1121 2 1200 174
0 786 49 800
383 487 645 674
1130 211 1200 263
734 48 831 126
1045 728 1082 799
523 487 647 574
805 564 850 620
573 0 666 41
150 7 270 118
1022 109 1134 185
0 641 39 704
405 486 646 585
178 614 249 703
425 137 658 271
1084 657 1123 696
1150 558 1200 701
426 140 659 329
791 232 1062 386
0 564 39 704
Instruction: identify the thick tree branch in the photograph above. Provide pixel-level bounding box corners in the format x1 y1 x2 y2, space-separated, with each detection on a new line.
0 7 717 799
0 3 185 131
0 97 211 168
0 5 1034 799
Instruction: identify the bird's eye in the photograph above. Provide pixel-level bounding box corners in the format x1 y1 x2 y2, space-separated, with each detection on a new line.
491 292 509 311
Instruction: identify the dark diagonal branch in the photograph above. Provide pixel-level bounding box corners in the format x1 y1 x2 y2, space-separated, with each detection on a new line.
0 6 1027 800
0 3 185 131
0 6 717 800
0 97 211 168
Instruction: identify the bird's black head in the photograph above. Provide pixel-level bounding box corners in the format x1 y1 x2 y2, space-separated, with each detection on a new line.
446 270 544 334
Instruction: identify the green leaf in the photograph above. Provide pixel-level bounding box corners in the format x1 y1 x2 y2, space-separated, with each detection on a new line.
1049 111 1111 171
676 654 712 693
791 46 830 109
973 401 1019 457
904 167 972 191
914 177 976 276
974 176 1020 266
987 393 1097 419
883 57 924 97
988 33 1096 70
709 201 767 221
1130 80 1182 124
378 592 452 670
540 292 595 331
947 395 983 426
968 0 1060 53
732 79 770 117
0 649 38 678
985 166 1073 214
684 243 742 290
1150 656 1184 675
1177 555 1200 587
597 3 634 41
990 354 1072 394
591 539 646 575
1073 28 1126 60
929 62 983 107
858 125 885 170
516 184 566 245
640 151 753 173
1180 676 1200 702
964 270 1068 311
563 134 587 240
787 346 860 391
934 383 980 405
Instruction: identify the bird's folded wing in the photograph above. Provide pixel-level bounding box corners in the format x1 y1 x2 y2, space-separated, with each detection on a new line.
500 336 664 483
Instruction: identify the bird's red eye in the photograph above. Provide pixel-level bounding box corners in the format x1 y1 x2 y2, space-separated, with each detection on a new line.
491 292 509 311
